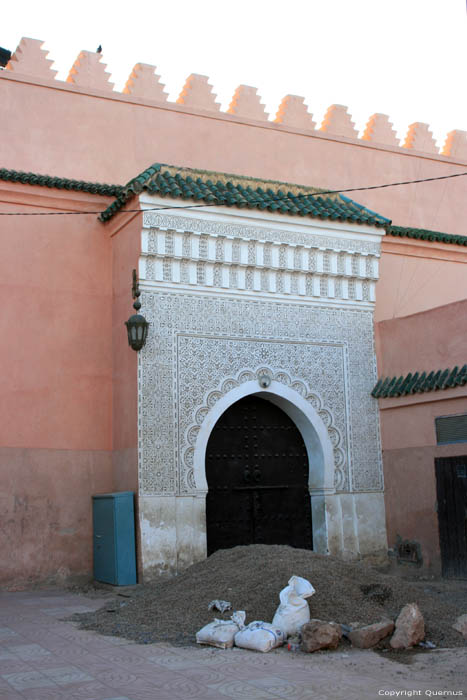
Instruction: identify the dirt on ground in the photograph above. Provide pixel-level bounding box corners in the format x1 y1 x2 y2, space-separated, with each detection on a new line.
70 545 467 650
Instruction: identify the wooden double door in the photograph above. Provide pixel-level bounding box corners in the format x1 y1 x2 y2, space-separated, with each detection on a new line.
435 456 467 578
206 395 313 556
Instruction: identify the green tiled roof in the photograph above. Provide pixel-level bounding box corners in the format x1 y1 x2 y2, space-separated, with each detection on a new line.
372 365 467 399
99 162 391 225
388 225 467 247
0 167 123 197
3 164 467 251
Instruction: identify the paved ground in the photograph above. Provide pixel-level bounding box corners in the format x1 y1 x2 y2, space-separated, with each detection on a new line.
0 589 465 700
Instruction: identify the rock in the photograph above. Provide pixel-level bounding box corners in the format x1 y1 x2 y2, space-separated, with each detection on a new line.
341 621 365 639
390 603 425 649
348 619 394 649
301 619 342 653
452 614 467 639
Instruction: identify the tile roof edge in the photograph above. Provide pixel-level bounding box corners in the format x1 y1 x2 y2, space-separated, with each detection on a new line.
372 364 467 398
99 162 390 225
388 224 467 247
0 167 124 197
99 162 164 221
131 163 330 195
340 194 392 224
2 164 465 250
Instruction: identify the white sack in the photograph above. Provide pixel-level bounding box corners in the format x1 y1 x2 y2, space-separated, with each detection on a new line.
234 621 285 653
196 611 246 649
208 599 232 613
272 575 315 638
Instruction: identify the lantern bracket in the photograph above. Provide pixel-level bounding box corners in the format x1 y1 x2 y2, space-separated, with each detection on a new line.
131 269 142 311
125 269 149 351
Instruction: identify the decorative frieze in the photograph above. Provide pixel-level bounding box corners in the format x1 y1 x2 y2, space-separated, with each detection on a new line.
142 212 381 254
141 225 378 304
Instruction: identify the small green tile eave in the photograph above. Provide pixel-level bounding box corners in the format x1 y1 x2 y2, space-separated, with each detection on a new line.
388 225 467 247
372 364 467 398
0 167 123 197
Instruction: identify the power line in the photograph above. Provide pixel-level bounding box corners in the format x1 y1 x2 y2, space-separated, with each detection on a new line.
0 170 466 216
320 170 467 195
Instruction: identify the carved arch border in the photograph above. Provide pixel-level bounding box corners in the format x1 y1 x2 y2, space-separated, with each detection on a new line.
180 366 346 493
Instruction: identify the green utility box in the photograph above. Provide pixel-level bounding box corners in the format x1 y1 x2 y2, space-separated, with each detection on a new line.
92 491 137 585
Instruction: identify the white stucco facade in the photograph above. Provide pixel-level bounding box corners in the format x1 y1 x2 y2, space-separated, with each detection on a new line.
136 195 388 578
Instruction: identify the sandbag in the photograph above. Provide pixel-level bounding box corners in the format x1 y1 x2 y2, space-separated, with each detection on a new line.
234 621 285 653
208 599 232 613
272 575 315 638
196 611 246 649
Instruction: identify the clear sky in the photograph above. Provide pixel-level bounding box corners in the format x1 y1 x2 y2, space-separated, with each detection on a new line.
3 0 466 148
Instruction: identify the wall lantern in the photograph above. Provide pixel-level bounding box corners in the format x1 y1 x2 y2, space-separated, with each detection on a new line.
125 269 149 351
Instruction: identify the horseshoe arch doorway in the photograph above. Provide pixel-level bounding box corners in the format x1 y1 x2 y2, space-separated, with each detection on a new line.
205 394 313 555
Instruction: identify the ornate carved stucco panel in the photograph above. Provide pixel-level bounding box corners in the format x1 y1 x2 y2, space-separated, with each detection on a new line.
138 292 383 497
179 364 345 492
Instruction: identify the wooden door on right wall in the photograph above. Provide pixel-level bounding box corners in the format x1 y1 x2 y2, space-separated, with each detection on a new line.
435 456 467 578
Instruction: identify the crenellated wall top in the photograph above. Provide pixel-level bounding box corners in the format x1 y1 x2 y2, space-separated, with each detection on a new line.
2 37 467 161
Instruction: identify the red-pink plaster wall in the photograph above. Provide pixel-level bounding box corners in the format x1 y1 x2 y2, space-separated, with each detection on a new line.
109 212 142 578
1 72 466 238
0 185 113 450
376 242 467 322
375 302 467 572
110 212 141 493
0 183 115 586
375 298 467 377
0 447 113 587
382 441 467 572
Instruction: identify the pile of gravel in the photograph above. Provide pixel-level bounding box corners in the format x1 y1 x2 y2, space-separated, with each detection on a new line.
71 545 466 648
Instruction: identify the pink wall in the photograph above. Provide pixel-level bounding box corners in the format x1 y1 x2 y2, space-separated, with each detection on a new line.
109 211 142 578
376 241 467 322
0 447 113 587
382 442 467 573
0 183 116 585
110 212 141 492
380 394 467 451
375 301 467 572
1 71 466 239
375 298 467 377
0 185 113 450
